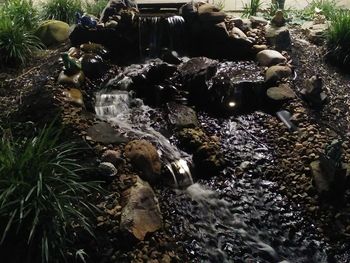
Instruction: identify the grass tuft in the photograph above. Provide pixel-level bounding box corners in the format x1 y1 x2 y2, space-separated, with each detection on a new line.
326 10 350 68
3 0 39 31
301 0 340 20
85 0 109 18
242 0 263 18
41 0 84 25
0 123 102 263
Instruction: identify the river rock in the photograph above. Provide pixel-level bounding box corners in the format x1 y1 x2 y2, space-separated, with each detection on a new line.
271 10 286 27
36 20 69 46
125 140 161 183
120 176 162 240
101 149 122 166
81 54 106 79
58 71 85 88
300 75 327 108
230 27 248 39
167 102 199 128
266 26 291 51
257 50 287 66
266 84 295 101
98 162 118 179
63 88 84 106
265 65 292 83
87 122 128 144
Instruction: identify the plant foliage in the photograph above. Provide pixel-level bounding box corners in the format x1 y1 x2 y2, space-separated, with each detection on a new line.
41 0 83 25
3 0 39 31
242 0 263 18
85 0 109 18
326 10 350 68
301 0 340 20
0 124 101 263
0 14 44 66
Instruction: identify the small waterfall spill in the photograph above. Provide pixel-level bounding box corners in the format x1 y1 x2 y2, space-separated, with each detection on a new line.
95 90 193 187
138 14 186 58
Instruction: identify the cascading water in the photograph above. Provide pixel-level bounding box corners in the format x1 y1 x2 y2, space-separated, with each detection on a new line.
95 89 193 187
138 14 186 58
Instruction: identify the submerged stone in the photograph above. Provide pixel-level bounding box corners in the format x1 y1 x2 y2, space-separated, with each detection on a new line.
87 122 128 144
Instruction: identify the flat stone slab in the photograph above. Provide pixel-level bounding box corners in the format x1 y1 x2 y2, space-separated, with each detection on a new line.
87 122 128 144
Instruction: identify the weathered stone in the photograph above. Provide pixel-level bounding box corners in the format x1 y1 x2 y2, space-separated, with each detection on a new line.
167 102 199 128
87 122 128 144
230 27 248 39
301 75 327 108
63 88 84 106
125 140 161 183
267 84 296 101
253 44 268 52
266 25 291 50
197 3 220 14
57 71 85 88
101 149 122 166
36 20 69 46
250 16 268 27
81 54 106 79
301 21 329 45
257 50 286 66
265 65 292 83
120 176 162 240
271 10 286 27
98 162 118 178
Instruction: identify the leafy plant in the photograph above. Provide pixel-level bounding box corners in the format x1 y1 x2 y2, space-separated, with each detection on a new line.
85 0 109 18
301 0 340 20
0 14 44 66
242 0 263 18
3 0 39 31
41 0 83 24
326 10 350 68
0 124 102 263
215 0 226 11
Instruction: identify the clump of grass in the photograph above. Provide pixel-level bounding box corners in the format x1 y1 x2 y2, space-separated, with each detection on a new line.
3 0 39 31
326 10 350 68
85 0 109 18
41 0 84 24
0 124 102 263
242 0 263 18
0 14 44 66
301 0 340 20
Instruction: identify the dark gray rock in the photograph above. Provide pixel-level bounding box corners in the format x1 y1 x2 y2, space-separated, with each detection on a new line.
87 122 128 144
167 102 199 128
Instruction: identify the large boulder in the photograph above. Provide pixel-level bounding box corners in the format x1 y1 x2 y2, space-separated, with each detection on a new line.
125 140 161 183
36 20 70 46
257 50 287 66
120 176 162 240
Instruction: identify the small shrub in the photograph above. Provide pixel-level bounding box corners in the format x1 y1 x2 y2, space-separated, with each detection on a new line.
0 14 44 66
3 0 39 31
301 0 340 20
0 124 102 263
85 0 109 18
41 0 83 24
242 0 263 18
326 10 350 68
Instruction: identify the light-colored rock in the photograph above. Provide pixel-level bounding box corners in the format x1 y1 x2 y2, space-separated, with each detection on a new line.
267 84 296 101
230 27 247 39
256 49 286 66
120 176 162 240
265 65 292 83
125 140 161 183
252 44 268 52
266 25 291 50
98 162 118 178
36 20 69 46
58 71 85 88
167 102 199 128
63 88 83 106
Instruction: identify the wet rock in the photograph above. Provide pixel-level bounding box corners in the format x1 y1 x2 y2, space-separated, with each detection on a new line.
250 16 268 27
63 88 84 106
120 176 162 241
80 43 110 58
36 20 69 46
265 65 292 83
57 70 85 88
98 162 118 179
161 50 182 65
178 128 208 152
271 10 286 27
102 149 123 166
267 84 295 101
87 122 128 144
167 102 199 128
300 75 327 108
125 140 161 183
311 156 347 198
81 54 106 79
257 50 286 66
265 26 291 51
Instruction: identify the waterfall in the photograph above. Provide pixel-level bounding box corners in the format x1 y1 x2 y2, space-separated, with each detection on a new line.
138 14 186 59
95 90 193 187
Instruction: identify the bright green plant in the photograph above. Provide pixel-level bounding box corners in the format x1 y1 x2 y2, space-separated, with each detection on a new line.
0 124 102 263
85 0 109 18
242 0 263 18
301 0 340 20
41 0 83 24
0 14 44 66
326 10 350 68
3 0 39 31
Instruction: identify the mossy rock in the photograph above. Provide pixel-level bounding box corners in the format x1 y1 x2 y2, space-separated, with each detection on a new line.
36 20 70 47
